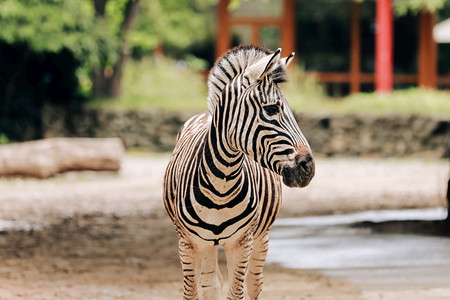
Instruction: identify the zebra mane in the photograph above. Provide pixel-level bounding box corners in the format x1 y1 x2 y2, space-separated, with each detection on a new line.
207 45 287 114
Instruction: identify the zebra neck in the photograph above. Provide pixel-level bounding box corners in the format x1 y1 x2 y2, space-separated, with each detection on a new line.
199 73 251 200
199 123 246 198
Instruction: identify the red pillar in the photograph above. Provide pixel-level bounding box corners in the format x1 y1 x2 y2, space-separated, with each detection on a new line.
216 0 230 59
418 9 437 88
281 0 296 54
375 0 393 93
350 2 361 94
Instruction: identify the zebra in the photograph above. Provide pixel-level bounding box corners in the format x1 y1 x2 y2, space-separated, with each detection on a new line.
163 45 315 300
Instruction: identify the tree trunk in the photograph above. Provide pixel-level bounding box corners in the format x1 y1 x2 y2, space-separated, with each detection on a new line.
91 68 117 98
91 0 141 98
0 138 124 178
93 0 107 17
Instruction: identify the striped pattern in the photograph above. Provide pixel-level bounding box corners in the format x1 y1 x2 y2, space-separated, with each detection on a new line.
164 45 314 300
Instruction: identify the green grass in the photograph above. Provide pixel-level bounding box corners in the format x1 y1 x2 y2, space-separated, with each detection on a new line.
286 87 450 116
89 59 450 116
338 88 450 115
283 68 450 116
89 58 208 111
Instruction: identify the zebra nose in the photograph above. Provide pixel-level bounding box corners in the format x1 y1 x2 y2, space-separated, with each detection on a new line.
296 152 314 176
282 152 315 188
297 153 313 172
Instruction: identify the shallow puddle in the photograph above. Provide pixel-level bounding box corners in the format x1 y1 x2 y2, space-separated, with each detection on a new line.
267 208 450 286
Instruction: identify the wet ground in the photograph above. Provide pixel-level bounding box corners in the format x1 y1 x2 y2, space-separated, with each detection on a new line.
268 209 450 291
0 154 448 299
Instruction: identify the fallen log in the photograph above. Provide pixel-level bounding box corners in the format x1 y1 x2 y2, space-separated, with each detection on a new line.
0 137 125 178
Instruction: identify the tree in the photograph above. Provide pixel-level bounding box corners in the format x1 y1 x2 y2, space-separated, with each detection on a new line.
0 0 143 99
0 0 115 140
0 0 112 101
91 0 217 97
0 0 217 101
393 0 450 15
131 0 216 58
91 0 141 98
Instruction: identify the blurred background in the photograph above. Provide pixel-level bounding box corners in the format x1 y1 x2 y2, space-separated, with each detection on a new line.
0 0 449 299
0 0 449 143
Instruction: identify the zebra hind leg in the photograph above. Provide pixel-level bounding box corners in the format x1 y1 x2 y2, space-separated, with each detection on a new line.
246 232 269 300
178 238 201 300
224 233 253 300
200 246 223 299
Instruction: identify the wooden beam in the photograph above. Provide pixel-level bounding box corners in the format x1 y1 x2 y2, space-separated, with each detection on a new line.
216 0 231 58
360 73 374 83
251 24 260 45
310 72 350 82
393 74 417 83
216 0 295 59
307 72 417 84
350 2 361 94
281 0 295 54
438 75 450 85
230 17 284 26
375 0 393 93
418 8 437 88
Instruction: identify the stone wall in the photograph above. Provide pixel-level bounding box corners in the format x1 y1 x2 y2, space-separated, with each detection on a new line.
295 113 449 157
43 106 450 158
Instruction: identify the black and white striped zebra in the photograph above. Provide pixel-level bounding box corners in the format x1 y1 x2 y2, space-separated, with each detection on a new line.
163 45 315 300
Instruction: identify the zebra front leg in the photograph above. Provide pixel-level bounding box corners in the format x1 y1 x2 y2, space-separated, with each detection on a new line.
200 246 223 300
179 238 201 300
246 232 269 299
224 233 253 300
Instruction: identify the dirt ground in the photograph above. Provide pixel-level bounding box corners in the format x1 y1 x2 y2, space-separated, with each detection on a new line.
0 215 361 300
0 154 447 299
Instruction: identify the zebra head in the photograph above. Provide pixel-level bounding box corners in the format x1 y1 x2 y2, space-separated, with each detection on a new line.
228 48 315 188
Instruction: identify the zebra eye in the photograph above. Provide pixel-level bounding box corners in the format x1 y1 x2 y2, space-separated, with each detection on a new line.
263 104 280 116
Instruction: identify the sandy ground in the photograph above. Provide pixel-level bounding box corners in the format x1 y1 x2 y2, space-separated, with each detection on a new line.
0 154 448 299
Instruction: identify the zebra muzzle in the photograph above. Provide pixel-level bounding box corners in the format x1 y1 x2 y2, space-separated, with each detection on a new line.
281 153 315 188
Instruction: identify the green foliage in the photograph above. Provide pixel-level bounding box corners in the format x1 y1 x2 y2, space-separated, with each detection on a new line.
354 0 450 16
89 58 208 111
131 0 216 58
338 89 450 115
0 0 217 94
227 0 241 11
287 86 450 116
0 0 117 69
393 0 450 15
0 133 10 145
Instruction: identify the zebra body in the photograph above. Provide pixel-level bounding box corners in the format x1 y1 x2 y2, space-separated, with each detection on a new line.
165 112 281 246
164 45 315 300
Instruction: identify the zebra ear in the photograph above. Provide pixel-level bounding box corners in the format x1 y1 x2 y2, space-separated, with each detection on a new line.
281 52 295 68
245 48 281 80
